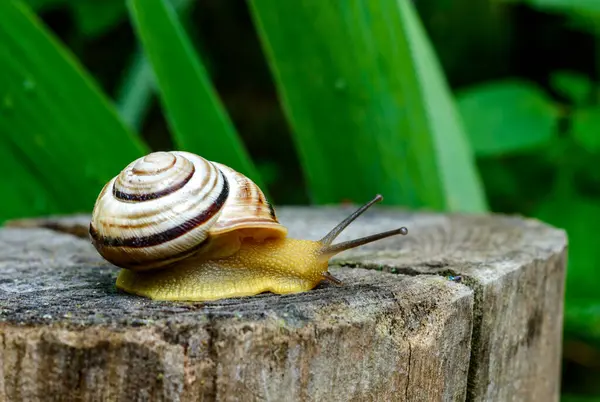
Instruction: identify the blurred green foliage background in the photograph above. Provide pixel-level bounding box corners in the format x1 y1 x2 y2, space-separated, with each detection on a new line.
0 0 599 398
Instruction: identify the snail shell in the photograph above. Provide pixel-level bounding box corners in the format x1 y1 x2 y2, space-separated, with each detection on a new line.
89 151 287 271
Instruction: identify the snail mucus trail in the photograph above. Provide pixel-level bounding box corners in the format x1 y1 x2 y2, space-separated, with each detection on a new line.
89 151 408 302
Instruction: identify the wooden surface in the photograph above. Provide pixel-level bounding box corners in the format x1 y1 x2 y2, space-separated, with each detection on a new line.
2 206 567 402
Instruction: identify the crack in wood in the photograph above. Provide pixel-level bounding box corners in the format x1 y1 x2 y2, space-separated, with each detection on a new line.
405 341 412 401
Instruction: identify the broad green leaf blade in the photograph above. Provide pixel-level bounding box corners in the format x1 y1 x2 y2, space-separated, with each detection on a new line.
116 47 156 131
528 0 600 12
550 71 592 106
535 196 600 301
127 0 265 188
0 139 62 223
457 80 558 156
564 299 600 346
0 0 148 216
23 0 63 10
401 0 487 212
521 0 600 34
116 0 194 132
572 108 600 152
249 0 486 211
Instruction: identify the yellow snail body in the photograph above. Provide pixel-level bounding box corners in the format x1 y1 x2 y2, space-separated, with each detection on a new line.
89 151 408 301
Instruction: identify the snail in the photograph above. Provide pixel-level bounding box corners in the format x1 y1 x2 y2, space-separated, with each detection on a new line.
89 151 408 301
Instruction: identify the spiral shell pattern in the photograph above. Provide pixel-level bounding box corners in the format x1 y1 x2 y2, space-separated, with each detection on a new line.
89 151 286 270
211 162 282 236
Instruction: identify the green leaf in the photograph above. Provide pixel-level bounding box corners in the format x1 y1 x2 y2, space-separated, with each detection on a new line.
0 0 148 220
535 196 600 301
561 395 600 402
520 0 600 34
564 299 600 345
116 0 194 132
23 0 63 11
572 108 600 153
69 0 127 38
566 11 600 34
115 47 156 131
127 0 265 189
550 71 592 105
457 79 558 156
24 0 128 38
249 0 487 212
528 0 600 13
0 139 62 223
476 158 520 200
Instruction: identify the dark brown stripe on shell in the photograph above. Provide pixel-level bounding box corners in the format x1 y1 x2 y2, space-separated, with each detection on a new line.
268 202 277 220
91 172 229 248
118 236 210 268
113 164 195 202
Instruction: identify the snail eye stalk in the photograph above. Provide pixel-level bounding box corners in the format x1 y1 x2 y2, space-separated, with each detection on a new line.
318 195 408 282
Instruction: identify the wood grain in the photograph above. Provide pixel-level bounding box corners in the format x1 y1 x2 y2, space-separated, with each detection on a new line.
3 206 567 401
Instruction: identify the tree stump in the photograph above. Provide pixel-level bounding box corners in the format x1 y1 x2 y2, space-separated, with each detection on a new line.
1 207 567 402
